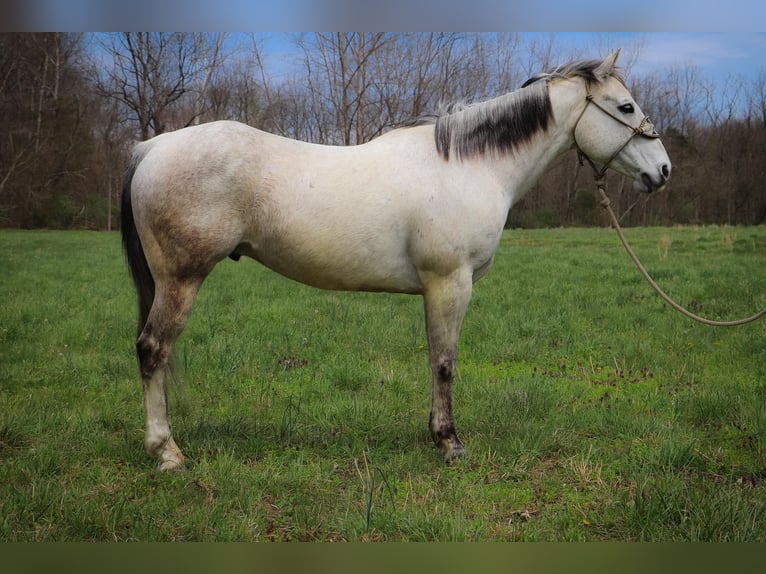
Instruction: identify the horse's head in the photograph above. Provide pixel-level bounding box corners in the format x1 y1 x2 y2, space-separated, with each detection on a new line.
573 51 671 193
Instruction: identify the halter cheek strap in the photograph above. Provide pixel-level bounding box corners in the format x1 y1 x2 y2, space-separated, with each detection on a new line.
574 88 661 184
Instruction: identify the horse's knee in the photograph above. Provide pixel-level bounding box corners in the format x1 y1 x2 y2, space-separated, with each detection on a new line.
136 330 164 378
437 360 454 383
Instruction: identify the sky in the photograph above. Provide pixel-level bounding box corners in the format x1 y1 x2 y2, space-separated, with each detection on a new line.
256 32 766 85
5 1 765 84
619 33 766 81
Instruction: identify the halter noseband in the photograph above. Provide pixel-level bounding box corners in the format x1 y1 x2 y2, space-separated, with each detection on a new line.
574 86 661 185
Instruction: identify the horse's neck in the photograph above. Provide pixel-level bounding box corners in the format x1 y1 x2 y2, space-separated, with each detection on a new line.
491 80 585 204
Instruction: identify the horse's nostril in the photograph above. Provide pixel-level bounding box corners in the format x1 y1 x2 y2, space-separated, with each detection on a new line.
661 164 670 179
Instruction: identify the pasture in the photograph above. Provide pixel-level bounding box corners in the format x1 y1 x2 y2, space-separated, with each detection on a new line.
1 225 765 541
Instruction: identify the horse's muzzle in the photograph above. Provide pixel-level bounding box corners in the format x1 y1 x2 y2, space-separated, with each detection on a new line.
637 163 671 193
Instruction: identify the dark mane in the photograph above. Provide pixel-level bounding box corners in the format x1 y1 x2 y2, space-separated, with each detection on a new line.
410 57 624 162
421 80 553 161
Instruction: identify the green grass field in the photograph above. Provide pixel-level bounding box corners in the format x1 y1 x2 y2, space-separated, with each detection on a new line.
1 226 765 541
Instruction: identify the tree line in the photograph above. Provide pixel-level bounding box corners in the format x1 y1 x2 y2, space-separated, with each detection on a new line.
1 32 764 229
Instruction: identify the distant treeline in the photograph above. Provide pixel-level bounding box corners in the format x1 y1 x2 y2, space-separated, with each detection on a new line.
1 33 764 229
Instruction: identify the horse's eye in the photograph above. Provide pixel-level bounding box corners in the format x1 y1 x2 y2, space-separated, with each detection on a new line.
618 103 635 114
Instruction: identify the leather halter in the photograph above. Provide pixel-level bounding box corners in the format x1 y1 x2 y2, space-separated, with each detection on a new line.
574 86 661 183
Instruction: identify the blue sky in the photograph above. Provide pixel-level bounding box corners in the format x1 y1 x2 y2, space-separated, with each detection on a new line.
257 33 766 84
618 33 766 80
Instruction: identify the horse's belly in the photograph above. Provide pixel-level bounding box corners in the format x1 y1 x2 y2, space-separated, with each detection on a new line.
239 237 423 294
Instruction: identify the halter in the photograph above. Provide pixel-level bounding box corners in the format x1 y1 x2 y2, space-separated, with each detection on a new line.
573 86 661 185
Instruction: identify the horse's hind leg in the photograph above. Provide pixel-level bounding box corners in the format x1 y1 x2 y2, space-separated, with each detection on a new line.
137 278 202 471
422 268 473 462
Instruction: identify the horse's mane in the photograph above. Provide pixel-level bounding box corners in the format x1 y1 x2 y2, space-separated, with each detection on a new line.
521 58 625 88
414 58 624 161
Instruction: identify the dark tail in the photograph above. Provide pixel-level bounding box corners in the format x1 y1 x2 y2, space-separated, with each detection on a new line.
121 152 155 337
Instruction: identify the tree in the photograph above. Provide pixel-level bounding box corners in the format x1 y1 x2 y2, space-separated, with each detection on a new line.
95 32 228 140
295 33 394 145
0 33 96 228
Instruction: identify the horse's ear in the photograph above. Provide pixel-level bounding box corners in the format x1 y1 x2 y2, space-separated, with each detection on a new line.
594 49 621 81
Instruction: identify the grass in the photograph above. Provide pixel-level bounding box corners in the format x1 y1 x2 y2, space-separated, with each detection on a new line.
1 225 765 541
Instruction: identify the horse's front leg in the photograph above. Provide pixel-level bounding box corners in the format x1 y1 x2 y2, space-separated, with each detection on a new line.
422 268 473 462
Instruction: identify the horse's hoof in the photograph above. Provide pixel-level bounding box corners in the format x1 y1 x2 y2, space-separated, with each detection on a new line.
445 449 464 464
439 437 465 463
159 459 187 472
151 436 187 472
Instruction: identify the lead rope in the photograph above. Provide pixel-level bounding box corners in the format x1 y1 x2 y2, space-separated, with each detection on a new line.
595 178 766 327
576 87 765 326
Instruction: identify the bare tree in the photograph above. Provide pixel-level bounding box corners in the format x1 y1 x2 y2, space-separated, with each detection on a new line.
296 32 397 145
746 69 766 125
95 32 228 140
189 33 229 125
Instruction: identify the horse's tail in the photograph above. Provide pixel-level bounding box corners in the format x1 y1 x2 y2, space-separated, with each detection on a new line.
121 147 154 337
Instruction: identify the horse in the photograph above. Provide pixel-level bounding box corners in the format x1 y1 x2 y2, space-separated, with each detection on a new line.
121 51 670 471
